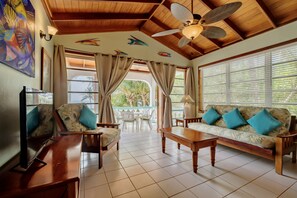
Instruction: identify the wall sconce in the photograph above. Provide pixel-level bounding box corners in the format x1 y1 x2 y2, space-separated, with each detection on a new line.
40 26 58 41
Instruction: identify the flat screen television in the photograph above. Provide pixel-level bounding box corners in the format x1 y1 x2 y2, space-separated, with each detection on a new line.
19 86 54 171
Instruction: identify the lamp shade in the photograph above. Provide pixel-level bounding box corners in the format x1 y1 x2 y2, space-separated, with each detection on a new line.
47 26 58 35
180 95 194 103
182 24 203 40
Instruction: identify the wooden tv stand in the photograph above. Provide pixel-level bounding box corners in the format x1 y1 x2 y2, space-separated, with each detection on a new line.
0 135 82 198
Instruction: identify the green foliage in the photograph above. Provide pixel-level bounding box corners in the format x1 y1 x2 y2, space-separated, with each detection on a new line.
111 80 150 107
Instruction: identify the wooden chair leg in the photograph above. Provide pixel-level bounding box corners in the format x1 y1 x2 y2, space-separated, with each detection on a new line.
292 150 296 163
98 150 103 169
275 154 283 175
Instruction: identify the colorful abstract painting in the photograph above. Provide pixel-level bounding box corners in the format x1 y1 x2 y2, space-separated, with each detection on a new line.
75 38 100 46
0 0 35 77
128 35 148 46
114 49 128 56
158 51 171 57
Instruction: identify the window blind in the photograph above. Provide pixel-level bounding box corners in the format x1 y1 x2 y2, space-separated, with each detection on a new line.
201 42 297 115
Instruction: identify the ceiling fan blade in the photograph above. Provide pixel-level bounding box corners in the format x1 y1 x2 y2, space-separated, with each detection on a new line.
201 26 226 39
202 2 242 24
152 29 181 37
178 36 191 48
171 3 194 24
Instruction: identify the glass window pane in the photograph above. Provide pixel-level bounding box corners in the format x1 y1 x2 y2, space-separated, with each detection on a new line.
171 95 183 103
272 92 297 103
67 69 97 81
203 93 226 103
272 76 297 90
68 93 98 103
173 79 184 86
171 87 184 95
68 81 98 92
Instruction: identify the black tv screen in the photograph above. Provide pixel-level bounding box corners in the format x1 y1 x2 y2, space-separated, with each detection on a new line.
19 86 53 170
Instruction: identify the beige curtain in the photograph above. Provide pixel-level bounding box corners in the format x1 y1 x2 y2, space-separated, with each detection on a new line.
148 61 176 128
53 45 67 109
95 54 134 123
185 67 196 117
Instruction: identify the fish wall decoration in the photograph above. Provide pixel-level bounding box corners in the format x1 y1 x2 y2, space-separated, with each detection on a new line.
128 35 148 46
114 50 128 56
75 38 100 46
158 52 172 57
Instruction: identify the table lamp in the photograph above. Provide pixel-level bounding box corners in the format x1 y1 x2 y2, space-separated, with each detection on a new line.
180 95 195 118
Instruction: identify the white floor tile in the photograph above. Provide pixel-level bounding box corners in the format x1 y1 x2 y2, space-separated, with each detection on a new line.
84 173 108 189
130 173 155 189
141 161 161 171
115 191 140 198
148 168 172 182
84 184 112 198
109 178 135 197
190 183 223 198
137 184 167 198
225 189 254 198
105 169 128 182
158 178 186 196
124 164 146 177
175 172 204 188
206 177 237 196
241 183 277 198
171 190 197 198
279 188 297 198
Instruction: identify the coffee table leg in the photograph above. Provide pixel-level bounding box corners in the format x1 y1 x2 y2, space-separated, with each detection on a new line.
177 143 180 150
162 136 166 153
211 145 216 166
192 151 198 173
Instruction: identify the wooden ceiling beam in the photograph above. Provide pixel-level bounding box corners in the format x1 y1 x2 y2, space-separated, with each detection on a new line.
52 13 150 21
200 0 245 40
139 0 165 30
254 0 277 28
80 0 162 4
141 28 192 59
150 17 204 55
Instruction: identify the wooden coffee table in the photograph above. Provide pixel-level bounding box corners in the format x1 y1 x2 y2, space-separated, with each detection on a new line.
160 127 218 173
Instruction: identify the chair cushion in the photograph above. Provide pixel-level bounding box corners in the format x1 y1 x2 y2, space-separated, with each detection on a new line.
79 105 97 130
85 128 120 147
202 107 221 125
223 108 247 129
247 109 282 135
57 104 87 131
188 123 275 149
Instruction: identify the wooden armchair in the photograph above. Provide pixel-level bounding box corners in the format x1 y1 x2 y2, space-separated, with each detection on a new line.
53 104 120 169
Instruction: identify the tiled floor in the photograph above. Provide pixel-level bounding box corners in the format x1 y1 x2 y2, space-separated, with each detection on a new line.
79 127 297 198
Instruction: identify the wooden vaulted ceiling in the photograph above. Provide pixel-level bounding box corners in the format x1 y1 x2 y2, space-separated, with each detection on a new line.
42 0 297 60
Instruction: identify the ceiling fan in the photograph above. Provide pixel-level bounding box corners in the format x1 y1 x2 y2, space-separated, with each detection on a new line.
152 0 242 48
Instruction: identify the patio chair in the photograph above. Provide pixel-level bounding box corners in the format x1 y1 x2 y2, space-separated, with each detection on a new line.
121 111 137 130
140 109 155 129
53 104 120 169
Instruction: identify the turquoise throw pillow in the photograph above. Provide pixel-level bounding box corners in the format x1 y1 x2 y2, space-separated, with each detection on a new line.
247 109 282 135
222 108 247 129
79 106 97 130
202 108 221 125
27 107 39 134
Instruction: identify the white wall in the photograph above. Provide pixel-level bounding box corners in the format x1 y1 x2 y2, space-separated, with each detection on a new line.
0 0 54 168
54 31 190 66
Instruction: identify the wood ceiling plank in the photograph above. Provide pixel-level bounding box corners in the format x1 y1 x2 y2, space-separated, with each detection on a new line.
139 0 165 30
52 12 150 21
58 25 139 34
150 17 204 55
200 0 246 40
80 0 162 4
254 0 277 28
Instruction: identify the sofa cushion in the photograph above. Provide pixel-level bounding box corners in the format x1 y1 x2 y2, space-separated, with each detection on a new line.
205 105 291 137
223 108 247 129
202 108 221 125
188 122 275 149
79 105 97 130
247 109 282 135
57 104 87 131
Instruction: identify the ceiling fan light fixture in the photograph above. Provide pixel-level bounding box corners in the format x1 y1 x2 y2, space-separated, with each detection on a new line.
182 24 203 40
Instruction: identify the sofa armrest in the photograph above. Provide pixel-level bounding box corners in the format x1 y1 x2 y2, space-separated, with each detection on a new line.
97 123 120 129
277 131 297 138
184 118 202 128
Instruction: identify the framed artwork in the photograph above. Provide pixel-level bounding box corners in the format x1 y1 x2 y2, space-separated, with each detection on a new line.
0 0 35 77
41 47 51 92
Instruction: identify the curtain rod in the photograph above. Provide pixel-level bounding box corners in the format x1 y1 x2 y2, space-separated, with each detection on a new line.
63 47 190 69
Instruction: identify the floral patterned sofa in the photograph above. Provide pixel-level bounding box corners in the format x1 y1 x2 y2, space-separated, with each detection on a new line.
186 105 297 175
54 104 120 168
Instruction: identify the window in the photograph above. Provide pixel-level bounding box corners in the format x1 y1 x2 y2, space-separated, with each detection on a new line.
171 70 185 120
66 54 99 116
202 42 297 115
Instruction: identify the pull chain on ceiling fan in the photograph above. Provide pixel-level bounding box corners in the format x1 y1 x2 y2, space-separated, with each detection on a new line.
152 0 242 48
